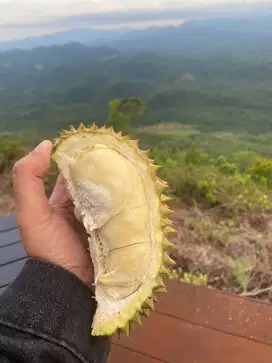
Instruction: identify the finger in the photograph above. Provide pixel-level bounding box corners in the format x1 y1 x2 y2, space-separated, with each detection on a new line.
50 173 72 208
13 140 53 227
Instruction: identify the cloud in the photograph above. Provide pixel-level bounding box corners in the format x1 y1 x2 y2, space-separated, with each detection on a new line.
0 0 264 26
1 0 271 40
0 0 162 26
2 2 272 30
1 8 201 29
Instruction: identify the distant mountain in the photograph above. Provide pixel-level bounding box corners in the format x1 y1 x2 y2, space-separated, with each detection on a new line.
2 12 272 53
104 17 272 57
183 14 272 35
0 28 125 52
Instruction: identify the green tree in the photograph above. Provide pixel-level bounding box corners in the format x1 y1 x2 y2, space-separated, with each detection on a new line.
107 97 146 134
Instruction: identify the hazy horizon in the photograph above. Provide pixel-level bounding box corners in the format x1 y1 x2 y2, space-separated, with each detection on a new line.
0 0 271 41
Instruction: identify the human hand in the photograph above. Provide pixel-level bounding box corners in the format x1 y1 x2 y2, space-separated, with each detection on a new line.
12 140 94 288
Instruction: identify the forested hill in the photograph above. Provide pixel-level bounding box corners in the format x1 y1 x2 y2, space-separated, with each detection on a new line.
2 14 272 136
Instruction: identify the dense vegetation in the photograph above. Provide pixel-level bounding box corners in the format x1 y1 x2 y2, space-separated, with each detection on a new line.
138 124 272 302
1 16 272 301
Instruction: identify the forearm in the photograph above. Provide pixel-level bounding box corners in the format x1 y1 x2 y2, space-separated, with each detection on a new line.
0 258 111 363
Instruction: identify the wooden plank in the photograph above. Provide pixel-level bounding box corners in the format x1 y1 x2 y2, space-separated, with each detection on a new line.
155 280 272 345
0 243 26 266
0 215 17 232
113 312 272 363
0 228 21 248
109 345 163 363
0 258 27 288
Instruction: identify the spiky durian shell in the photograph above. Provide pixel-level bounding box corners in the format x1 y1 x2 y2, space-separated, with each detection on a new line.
51 123 176 336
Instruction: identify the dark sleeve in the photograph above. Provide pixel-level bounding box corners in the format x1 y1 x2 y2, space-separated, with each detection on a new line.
0 258 111 363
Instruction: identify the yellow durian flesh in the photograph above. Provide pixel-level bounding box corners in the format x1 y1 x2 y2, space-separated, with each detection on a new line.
52 124 175 336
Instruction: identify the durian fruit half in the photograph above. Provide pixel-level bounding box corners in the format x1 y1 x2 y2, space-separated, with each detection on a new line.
51 123 176 336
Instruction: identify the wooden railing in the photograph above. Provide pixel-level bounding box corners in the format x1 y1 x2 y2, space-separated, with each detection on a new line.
109 280 272 363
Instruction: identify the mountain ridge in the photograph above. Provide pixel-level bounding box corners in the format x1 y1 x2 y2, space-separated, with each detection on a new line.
2 11 272 52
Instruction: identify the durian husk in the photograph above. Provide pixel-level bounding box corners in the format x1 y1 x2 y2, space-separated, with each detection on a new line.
51 123 176 336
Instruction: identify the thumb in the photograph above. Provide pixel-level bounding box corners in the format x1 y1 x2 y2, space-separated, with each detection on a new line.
13 140 53 227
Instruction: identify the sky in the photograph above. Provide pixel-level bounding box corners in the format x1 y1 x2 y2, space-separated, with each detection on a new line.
0 0 270 41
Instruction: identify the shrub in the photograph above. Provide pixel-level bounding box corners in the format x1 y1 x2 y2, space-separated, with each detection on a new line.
151 146 272 214
215 155 238 175
0 139 25 172
248 157 272 185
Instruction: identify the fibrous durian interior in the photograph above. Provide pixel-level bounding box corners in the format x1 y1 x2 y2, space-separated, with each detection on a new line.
52 123 176 336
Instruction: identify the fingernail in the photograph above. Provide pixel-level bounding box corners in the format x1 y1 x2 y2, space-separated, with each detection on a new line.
35 140 52 153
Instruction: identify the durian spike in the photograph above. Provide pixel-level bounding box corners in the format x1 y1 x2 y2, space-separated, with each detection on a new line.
160 265 170 275
156 276 166 289
78 122 86 131
134 311 142 325
123 322 130 337
161 194 172 202
150 164 161 173
117 329 122 339
140 149 150 158
164 253 176 266
100 125 107 132
164 226 177 234
156 179 168 191
141 309 150 318
154 286 167 294
90 122 98 130
121 135 130 142
130 139 140 148
161 204 174 216
144 298 155 311
163 238 176 250
162 218 173 227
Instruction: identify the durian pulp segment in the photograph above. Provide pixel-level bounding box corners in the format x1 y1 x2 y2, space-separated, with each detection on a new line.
52 125 175 336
